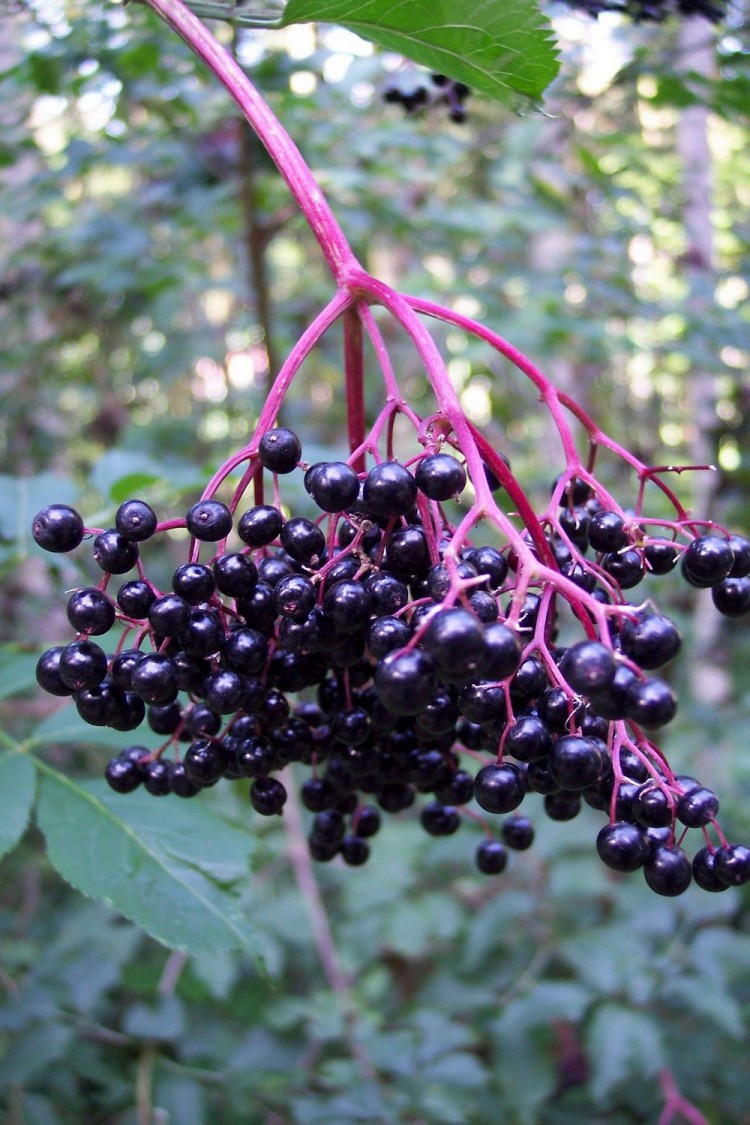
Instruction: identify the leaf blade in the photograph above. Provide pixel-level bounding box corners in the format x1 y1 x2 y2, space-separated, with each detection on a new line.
35 766 260 958
0 752 36 860
281 0 559 104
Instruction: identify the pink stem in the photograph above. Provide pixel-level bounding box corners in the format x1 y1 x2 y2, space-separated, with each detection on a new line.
141 0 361 285
343 306 366 474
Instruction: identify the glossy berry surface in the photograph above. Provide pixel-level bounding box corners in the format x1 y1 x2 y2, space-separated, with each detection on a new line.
185 500 232 542
415 453 467 501
475 839 508 874
643 844 692 896
32 504 85 553
115 499 158 542
258 428 302 474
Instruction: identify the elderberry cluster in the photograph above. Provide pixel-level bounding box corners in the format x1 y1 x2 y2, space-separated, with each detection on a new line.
33 426 750 895
559 0 726 22
383 73 471 124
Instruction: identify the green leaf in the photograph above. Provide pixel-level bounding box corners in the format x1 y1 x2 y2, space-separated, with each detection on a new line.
660 976 745 1039
0 645 44 701
281 0 559 105
0 1021 73 1087
585 1003 665 1104
0 752 36 861
35 768 260 958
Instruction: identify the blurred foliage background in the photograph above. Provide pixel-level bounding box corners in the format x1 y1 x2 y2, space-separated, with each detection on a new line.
1 0 750 1121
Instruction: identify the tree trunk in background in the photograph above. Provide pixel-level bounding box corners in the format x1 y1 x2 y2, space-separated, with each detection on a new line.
675 17 729 706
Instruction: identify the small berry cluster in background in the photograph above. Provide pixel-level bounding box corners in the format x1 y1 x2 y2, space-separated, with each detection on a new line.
560 0 726 23
33 415 750 896
383 73 471 123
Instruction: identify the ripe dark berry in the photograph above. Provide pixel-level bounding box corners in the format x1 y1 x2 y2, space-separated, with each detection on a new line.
258 427 302 474
596 822 649 872
353 805 381 837
203 669 247 714
363 461 417 518
32 504 85 553
624 677 677 728
474 762 526 814
510 656 548 701
422 607 486 684
180 608 224 657
549 735 604 790
115 499 157 542
619 613 681 669
36 647 75 697
184 739 228 787
587 663 637 721
143 759 173 797
501 815 535 850
130 652 178 705
117 581 157 619
420 801 461 836
311 809 346 844
185 500 233 542
478 623 522 680
415 453 467 501
692 847 730 892
148 594 191 638
504 715 552 763
93 529 139 574
236 736 275 777
214 552 258 597
59 640 108 691
172 563 217 604
713 843 750 886
543 792 582 821
170 762 200 798
305 460 359 511
434 769 475 806
727 534 750 578
588 510 629 552
301 777 336 812
323 580 373 633
374 649 436 715
633 782 673 828
340 835 370 865
237 505 283 547
273 573 316 621
643 844 692 896
601 549 644 589
457 682 506 725
643 538 679 575
676 786 719 828
280 517 325 564
385 525 430 577
711 577 750 617
475 839 508 874
559 641 616 694
559 506 590 548
681 535 734 588
257 555 294 588
364 572 409 617
148 700 182 735
377 782 416 813
250 776 287 815
105 755 144 793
